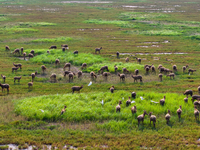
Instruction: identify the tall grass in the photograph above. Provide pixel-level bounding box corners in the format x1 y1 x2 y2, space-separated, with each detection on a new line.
31 37 73 43
0 27 38 34
17 22 57 27
128 30 182 36
29 50 106 65
83 62 143 73
14 91 193 124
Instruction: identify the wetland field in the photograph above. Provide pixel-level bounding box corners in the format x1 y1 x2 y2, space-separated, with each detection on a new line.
0 0 200 149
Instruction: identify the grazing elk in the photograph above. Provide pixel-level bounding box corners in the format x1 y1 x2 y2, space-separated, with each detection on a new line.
41 65 47 74
90 71 97 80
5 45 10 51
116 51 119 58
20 47 24 54
31 72 37 81
63 63 71 71
49 45 57 49
12 67 19 73
23 52 26 60
118 73 125 82
135 57 141 64
98 66 109 74
28 53 34 59
13 49 20 55
73 50 78 54
50 73 56 82
81 63 87 69
77 71 83 78
30 50 35 55
13 63 22 69
71 85 83 93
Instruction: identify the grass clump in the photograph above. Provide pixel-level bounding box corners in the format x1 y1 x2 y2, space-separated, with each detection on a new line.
0 27 38 34
31 37 73 43
83 62 143 73
0 17 8 21
18 22 57 27
128 30 183 36
29 51 105 65
83 19 138 28
14 91 192 123
189 35 200 40
119 12 169 21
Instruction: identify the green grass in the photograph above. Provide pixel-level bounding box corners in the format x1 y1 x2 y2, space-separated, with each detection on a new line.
83 62 143 73
0 17 8 21
128 30 183 36
31 37 73 43
15 91 192 124
83 19 138 28
119 12 169 21
28 50 106 65
17 22 57 27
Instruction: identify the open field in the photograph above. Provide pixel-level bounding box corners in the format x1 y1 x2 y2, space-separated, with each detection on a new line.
1 0 200 149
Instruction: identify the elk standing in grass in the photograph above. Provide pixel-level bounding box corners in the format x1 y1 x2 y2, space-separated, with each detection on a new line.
188 69 196 74
28 81 33 88
158 74 163 81
160 96 166 106
50 73 56 82
110 86 114 93
177 105 182 121
135 57 141 64
1 74 6 83
14 76 22 83
182 65 188 73
41 65 47 74
135 69 139 75
122 68 129 74
98 66 109 74
13 63 22 69
13 49 20 55
137 110 148 127
23 52 26 60
116 52 119 58
5 45 10 51
131 105 137 115
166 73 175 79
90 71 97 81
95 47 102 54
125 57 129 62
21 47 24 54
81 63 87 69
28 53 34 59
132 75 142 82
114 65 118 73
49 45 57 49
102 72 110 81
63 63 71 71
12 67 19 73
126 97 131 107
68 72 75 82
118 73 125 82
0 83 10 93
165 110 171 124
116 100 122 113
132 92 136 99
31 72 37 81
71 85 83 93
55 59 60 66
172 65 177 72
61 106 67 115
77 71 83 78
184 96 188 103
30 50 35 55
73 50 78 54
184 89 193 97
149 112 156 128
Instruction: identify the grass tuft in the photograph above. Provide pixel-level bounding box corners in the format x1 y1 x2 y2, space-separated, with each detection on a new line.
31 37 73 43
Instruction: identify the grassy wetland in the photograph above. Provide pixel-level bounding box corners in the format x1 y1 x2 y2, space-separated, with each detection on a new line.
1 0 200 149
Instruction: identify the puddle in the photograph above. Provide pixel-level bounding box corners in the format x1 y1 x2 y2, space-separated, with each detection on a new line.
53 1 112 4
122 5 145 8
0 144 78 150
197 138 200 141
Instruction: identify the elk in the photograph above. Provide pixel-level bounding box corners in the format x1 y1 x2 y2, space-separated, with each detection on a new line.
41 65 47 74
135 57 141 64
116 51 119 58
71 85 83 93
50 73 56 82
118 73 125 82
55 59 60 66
90 71 97 80
137 110 148 127
49 45 57 49
28 53 34 59
5 45 10 51
77 71 83 78
98 66 109 74
0 83 10 93
31 72 37 81
23 52 26 60
30 50 35 55
95 47 102 54
13 63 22 69
12 67 19 73
13 49 20 55
14 76 22 83
21 47 24 54
116 100 122 113
73 50 78 54
132 75 142 82
102 72 110 81
81 63 87 69
63 63 71 71
61 106 67 115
